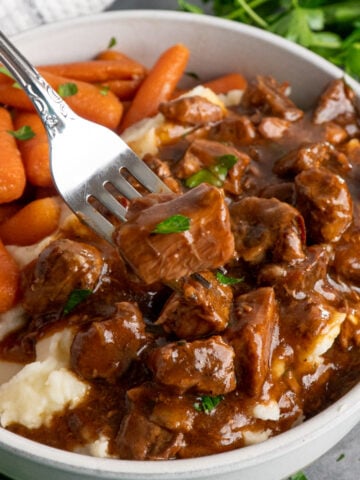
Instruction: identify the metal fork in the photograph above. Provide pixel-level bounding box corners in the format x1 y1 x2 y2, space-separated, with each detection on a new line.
0 31 171 245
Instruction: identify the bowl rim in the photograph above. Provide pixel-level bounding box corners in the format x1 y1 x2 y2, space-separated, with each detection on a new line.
1 8 360 478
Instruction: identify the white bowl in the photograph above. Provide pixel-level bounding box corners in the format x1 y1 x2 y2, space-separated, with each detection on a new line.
1 9 360 480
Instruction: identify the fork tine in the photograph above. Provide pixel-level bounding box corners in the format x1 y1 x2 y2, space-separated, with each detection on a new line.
94 188 128 222
109 174 142 200
78 202 116 245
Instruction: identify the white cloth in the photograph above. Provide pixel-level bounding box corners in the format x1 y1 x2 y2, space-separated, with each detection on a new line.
0 0 115 35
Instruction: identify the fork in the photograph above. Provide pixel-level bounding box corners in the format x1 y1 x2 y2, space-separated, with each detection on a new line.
0 31 171 245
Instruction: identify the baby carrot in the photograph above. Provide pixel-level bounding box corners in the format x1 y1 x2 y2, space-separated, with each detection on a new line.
14 112 52 188
119 44 190 132
203 73 248 94
0 72 124 130
100 78 143 100
0 107 26 203
0 197 60 246
40 71 124 130
0 239 20 312
40 59 146 82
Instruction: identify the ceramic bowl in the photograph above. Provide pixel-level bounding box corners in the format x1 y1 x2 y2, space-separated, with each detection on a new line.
0 10 359 480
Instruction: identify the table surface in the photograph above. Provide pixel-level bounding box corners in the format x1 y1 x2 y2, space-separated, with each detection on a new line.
1 1 359 479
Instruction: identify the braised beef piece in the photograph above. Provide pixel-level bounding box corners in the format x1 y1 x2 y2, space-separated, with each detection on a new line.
156 271 232 338
174 138 250 195
209 112 257 144
22 239 104 318
295 167 352 243
224 287 278 397
230 196 306 264
258 116 290 139
114 183 235 284
334 230 360 284
143 154 182 194
159 95 225 125
273 142 351 178
313 79 359 126
116 384 195 459
242 76 303 122
147 336 236 395
70 302 149 381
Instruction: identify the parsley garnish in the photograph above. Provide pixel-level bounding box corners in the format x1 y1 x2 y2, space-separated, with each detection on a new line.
193 395 224 414
8 125 35 141
288 472 308 480
58 82 78 98
185 154 237 188
336 453 345 462
179 0 360 80
99 85 110 96
216 271 244 285
108 37 117 49
152 214 191 234
63 289 92 315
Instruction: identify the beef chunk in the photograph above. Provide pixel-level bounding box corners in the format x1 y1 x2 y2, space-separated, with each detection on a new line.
242 76 303 122
295 167 352 243
117 410 184 460
159 95 224 125
70 302 149 381
147 336 237 395
230 196 306 264
156 271 232 338
174 138 250 195
114 183 235 284
143 154 182 193
224 287 278 397
334 229 360 284
273 142 351 178
210 112 257 144
313 79 358 125
22 238 103 317
258 116 290 139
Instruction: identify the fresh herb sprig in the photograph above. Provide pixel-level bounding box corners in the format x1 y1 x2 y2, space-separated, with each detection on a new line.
178 0 360 80
194 395 224 413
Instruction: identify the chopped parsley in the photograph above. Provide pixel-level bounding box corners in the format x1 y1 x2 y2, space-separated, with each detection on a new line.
216 271 244 285
63 289 92 315
193 395 224 414
152 214 191 234
336 453 345 462
99 85 110 96
107 36 117 49
185 154 238 188
58 82 78 98
288 472 308 480
7 125 35 141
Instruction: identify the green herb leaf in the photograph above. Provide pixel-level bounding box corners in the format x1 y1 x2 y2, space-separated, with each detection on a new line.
152 214 191 234
288 472 308 480
107 36 117 48
58 82 78 98
7 125 35 141
336 453 345 461
193 395 224 413
178 0 204 13
185 154 238 188
63 289 92 315
216 271 244 285
0 66 13 79
99 85 110 96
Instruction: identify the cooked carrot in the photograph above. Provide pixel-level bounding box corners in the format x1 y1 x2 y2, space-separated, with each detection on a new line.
0 72 124 129
40 59 146 82
95 49 146 71
0 197 60 246
14 112 52 188
0 107 26 203
203 73 248 94
0 239 20 312
100 78 143 100
119 44 190 132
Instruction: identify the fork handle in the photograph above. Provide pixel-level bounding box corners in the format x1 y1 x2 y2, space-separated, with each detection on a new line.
0 31 76 138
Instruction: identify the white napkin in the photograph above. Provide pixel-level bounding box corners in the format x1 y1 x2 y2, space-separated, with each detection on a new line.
0 0 115 36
